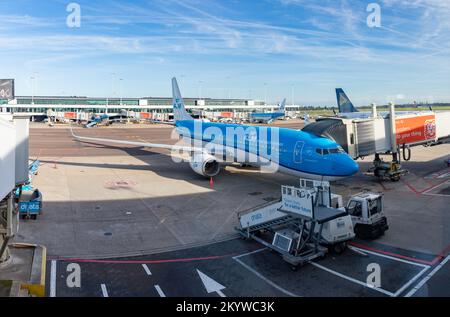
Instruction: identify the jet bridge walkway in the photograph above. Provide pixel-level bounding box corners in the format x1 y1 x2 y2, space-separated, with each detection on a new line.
304 105 450 181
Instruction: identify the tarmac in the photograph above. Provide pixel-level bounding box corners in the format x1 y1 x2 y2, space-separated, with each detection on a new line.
14 120 450 296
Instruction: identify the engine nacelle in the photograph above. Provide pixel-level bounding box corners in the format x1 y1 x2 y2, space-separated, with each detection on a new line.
189 153 220 177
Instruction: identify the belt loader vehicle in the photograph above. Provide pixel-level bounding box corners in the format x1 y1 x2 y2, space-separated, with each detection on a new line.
236 180 355 270
236 179 389 269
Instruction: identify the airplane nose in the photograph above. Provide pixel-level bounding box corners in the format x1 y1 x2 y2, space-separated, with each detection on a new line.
347 159 359 175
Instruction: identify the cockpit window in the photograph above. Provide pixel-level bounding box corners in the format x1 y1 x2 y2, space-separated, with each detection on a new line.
329 148 344 154
316 147 345 155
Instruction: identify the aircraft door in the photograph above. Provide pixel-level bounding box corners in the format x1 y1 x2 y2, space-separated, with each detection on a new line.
293 141 304 163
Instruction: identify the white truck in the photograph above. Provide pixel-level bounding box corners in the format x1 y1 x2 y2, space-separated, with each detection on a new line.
345 192 389 239
330 191 389 239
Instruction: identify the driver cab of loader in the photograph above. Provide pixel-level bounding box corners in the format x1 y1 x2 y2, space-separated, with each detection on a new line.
345 193 388 239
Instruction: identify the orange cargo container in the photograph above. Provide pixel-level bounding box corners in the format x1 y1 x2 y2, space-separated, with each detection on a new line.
140 112 151 119
396 115 436 145
64 112 76 119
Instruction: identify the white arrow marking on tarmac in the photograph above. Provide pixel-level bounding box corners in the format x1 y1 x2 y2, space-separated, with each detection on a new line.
196 269 226 297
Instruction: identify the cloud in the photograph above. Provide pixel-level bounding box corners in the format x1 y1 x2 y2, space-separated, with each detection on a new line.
0 0 449 102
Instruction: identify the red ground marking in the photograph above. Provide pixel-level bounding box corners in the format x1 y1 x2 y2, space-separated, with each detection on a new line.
349 241 450 267
348 242 433 265
401 180 420 195
433 244 450 266
378 180 388 191
402 178 449 195
48 253 238 264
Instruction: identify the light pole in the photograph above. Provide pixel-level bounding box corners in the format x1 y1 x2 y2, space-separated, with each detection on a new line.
264 82 268 105
111 73 117 97
198 80 203 100
30 76 35 105
107 72 116 114
30 72 38 105
291 84 295 107
119 78 123 106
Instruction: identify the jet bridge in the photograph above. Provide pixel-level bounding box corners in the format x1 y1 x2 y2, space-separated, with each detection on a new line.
0 114 46 297
304 105 450 181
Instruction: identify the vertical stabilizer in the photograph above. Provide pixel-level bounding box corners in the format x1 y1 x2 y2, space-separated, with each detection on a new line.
336 88 358 113
172 77 194 121
278 98 286 112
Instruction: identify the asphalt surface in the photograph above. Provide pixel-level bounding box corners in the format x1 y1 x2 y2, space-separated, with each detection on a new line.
19 120 450 297
47 237 446 297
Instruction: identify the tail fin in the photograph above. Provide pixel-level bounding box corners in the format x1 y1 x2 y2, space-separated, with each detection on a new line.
172 77 194 121
336 88 358 113
278 98 286 112
303 114 311 126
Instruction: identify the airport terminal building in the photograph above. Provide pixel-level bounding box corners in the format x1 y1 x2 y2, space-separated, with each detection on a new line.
1 95 270 115
0 78 303 120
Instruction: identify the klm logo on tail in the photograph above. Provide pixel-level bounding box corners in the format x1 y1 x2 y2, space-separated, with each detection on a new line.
278 98 286 112
174 98 183 109
172 78 194 121
336 88 358 113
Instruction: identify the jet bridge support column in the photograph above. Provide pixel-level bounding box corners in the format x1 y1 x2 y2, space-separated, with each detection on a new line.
369 102 408 181
371 103 377 118
389 102 399 164
0 193 15 264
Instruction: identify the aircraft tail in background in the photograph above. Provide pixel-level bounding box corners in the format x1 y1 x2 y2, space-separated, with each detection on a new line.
336 88 358 113
172 77 194 121
278 98 286 112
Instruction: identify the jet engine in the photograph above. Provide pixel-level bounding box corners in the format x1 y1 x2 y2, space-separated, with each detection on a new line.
189 153 220 177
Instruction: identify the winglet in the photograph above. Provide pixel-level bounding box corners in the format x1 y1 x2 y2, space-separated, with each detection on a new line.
336 88 358 113
172 77 193 121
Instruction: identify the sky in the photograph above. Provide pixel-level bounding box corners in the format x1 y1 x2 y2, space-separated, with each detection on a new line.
0 0 449 106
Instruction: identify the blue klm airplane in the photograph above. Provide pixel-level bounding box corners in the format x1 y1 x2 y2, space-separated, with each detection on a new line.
250 98 286 124
71 78 358 181
335 88 425 119
335 88 373 119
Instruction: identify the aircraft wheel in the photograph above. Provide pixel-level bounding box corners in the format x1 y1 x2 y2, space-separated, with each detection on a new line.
332 242 347 254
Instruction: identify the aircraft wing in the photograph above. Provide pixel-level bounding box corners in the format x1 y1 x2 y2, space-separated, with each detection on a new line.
69 125 202 153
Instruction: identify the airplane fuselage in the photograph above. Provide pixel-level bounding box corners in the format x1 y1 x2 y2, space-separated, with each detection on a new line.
175 120 359 181
250 112 285 123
